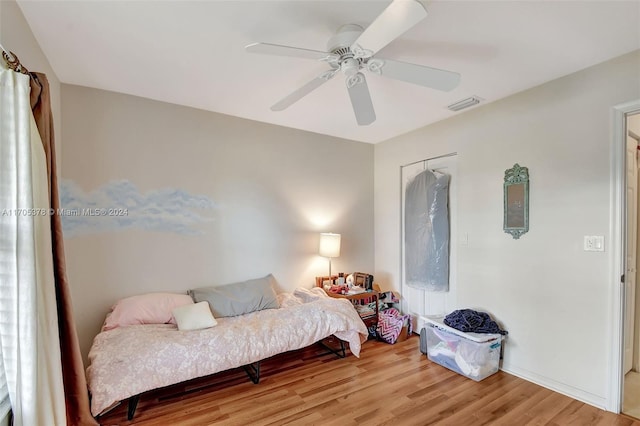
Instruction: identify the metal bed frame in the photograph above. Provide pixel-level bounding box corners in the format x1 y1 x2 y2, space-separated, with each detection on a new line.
121 336 346 420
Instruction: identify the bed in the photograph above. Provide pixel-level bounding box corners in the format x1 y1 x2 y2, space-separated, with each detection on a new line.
86 286 369 418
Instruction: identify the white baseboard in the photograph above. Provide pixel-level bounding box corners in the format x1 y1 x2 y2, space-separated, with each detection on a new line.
501 363 608 411
413 317 611 411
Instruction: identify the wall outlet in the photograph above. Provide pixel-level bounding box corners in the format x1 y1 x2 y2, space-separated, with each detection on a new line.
584 235 605 252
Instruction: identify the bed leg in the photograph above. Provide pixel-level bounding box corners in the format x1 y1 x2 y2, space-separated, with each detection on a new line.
243 361 261 384
319 336 346 358
127 395 140 420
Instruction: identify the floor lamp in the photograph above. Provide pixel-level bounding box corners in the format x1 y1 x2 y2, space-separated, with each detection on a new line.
319 233 341 278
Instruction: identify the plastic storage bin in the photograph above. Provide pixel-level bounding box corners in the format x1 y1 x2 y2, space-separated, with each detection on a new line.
423 316 503 382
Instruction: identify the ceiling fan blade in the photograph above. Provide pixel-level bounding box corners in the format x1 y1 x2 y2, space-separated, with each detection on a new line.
371 58 461 91
271 70 337 111
346 73 376 126
351 0 427 57
245 42 330 60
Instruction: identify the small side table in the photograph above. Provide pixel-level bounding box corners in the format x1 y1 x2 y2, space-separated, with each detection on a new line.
325 289 379 330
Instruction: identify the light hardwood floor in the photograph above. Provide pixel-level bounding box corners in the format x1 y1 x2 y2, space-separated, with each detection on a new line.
98 336 640 425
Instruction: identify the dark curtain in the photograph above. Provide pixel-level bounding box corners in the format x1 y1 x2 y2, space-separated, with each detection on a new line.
30 73 98 426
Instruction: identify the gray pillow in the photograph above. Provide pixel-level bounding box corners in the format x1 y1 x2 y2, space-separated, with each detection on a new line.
189 274 280 318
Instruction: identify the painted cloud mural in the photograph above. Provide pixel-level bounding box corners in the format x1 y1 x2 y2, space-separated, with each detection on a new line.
59 179 217 237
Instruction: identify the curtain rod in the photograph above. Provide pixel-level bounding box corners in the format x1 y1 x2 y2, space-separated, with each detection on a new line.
400 152 457 168
0 42 29 74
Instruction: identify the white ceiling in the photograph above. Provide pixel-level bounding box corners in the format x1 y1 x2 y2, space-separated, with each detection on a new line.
17 1 640 144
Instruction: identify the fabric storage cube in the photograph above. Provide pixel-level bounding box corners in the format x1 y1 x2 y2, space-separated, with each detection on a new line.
423 316 503 381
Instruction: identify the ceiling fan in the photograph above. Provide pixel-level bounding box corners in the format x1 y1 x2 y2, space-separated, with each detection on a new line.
245 0 461 126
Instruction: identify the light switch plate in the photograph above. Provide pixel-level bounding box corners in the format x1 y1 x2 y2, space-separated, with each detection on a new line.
584 236 605 252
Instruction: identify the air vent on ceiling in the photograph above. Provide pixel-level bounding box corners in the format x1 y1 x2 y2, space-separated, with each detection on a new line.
447 96 482 112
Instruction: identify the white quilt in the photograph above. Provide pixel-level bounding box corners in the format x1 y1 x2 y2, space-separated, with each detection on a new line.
86 288 368 416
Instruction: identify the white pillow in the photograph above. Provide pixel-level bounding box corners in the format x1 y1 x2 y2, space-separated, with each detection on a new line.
172 301 218 331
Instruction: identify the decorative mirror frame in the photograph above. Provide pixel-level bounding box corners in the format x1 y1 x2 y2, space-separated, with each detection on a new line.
503 163 529 239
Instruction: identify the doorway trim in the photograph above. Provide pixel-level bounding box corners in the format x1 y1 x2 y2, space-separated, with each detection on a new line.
609 99 640 413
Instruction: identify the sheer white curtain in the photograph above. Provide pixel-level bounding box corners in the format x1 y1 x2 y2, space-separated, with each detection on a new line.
0 61 66 424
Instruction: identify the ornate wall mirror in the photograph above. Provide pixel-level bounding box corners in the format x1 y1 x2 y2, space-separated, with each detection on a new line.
504 164 529 239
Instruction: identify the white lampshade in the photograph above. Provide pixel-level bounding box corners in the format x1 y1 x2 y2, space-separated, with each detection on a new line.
319 233 341 258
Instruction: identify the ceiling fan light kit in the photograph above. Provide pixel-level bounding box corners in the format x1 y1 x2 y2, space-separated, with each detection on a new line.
246 0 462 126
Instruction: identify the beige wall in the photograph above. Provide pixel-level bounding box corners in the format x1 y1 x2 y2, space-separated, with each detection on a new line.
61 85 374 360
0 0 61 163
374 50 640 408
